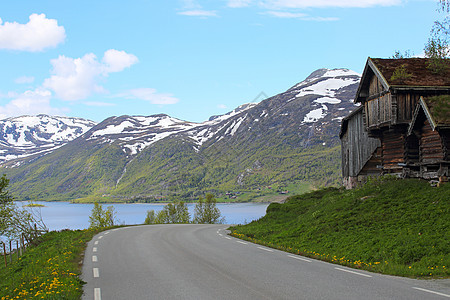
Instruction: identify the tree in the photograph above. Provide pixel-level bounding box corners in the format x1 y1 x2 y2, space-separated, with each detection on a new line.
193 194 224 224
424 0 450 72
0 175 14 236
152 201 190 224
391 50 412 59
155 209 168 224
144 210 156 224
175 201 190 223
0 174 47 242
89 202 116 229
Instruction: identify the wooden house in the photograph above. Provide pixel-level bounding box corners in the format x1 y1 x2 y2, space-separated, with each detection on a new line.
341 57 450 188
406 95 450 180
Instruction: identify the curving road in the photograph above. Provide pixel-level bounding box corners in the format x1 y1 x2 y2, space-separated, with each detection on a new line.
82 224 450 300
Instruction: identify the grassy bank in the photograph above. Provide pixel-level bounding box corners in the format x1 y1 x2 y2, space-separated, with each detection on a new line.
230 177 450 278
0 229 99 300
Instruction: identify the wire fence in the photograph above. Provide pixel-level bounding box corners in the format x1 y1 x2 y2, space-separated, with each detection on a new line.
1 224 48 268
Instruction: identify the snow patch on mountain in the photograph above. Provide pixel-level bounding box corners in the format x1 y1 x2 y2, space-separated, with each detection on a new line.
295 77 358 98
304 105 328 123
0 115 96 163
314 97 341 104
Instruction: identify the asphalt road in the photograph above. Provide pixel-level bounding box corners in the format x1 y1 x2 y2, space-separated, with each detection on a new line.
82 224 450 300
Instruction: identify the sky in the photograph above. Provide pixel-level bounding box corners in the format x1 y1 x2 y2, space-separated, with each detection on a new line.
0 0 442 123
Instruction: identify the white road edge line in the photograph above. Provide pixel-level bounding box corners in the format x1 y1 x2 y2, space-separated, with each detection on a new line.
412 287 450 298
219 234 223 237
237 241 248 245
288 255 312 262
93 247 97 252
93 268 100 278
257 246 274 252
225 236 232 240
98 236 103 239
94 288 101 300
92 255 98 262
104 232 109 235
335 267 372 278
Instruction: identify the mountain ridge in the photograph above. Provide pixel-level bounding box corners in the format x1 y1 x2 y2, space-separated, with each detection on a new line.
1 68 361 201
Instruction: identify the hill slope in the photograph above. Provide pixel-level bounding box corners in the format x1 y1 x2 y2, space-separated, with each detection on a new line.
230 177 450 278
2 69 361 201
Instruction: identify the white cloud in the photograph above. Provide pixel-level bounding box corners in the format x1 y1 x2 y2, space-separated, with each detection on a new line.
218 104 227 109
120 88 180 105
0 89 66 119
178 10 218 17
227 0 253 8
265 11 338 21
102 49 138 73
43 53 105 101
15 76 35 84
260 0 402 8
181 0 202 9
43 50 138 101
0 91 19 99
0 13 65 52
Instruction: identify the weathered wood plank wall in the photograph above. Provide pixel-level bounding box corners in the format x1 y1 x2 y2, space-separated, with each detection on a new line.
382 130 405 171
341 109 381 178
420 120 444 164
397 93 420 123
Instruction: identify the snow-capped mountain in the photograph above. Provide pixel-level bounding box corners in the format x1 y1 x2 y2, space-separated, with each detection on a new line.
286 68 360 123
0 115 96 165
2 68 361 201
85 114 202 155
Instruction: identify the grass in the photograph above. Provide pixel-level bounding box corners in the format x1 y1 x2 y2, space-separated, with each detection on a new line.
0 229 100 300
229 177 450 278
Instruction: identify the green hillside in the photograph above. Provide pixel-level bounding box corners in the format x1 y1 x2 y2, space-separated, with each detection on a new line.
230 177 450 278
3 135 341 202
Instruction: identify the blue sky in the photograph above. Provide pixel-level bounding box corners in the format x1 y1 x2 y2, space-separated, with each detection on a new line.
0 0 441 123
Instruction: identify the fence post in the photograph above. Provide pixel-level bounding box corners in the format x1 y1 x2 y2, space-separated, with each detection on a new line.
16 241 19 261
9 240 12 264
2 242 6 267
21 234 24 254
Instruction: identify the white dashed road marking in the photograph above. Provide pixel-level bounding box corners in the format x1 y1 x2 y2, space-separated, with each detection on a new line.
94 241 99 245
335 267 372 278
98 236 103 239
412 287 450 298
92 255 98 262
257 246 274 252
287 255 312 262
237 241 248 245
94 288 101 300
93 268 100 278
93 247 98 252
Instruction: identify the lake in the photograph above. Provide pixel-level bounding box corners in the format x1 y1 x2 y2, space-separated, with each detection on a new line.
20 201 270 231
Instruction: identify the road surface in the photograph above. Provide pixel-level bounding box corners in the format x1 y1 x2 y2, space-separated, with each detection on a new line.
82 224 450 299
